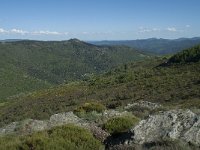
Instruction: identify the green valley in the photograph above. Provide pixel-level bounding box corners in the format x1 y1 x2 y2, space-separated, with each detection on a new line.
0 39 149 100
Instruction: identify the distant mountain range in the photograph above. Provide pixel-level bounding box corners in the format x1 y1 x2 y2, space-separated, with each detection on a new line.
0 39 29 42
89 37 200 54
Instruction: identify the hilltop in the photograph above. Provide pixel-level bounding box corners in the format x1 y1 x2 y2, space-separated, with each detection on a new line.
167 44 200 64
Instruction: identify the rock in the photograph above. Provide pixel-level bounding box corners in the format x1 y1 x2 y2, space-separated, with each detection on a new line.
131 109 200 146
0 111 110 143
48 112 81 127
0 122 18 135
85 123 110 142
17 119 48 134
0 112 82 136
183 119 200 145
125 101 162 110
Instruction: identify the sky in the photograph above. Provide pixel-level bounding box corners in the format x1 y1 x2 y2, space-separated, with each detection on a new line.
0 0 200 40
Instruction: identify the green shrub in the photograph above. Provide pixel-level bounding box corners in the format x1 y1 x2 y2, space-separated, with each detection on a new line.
74 102 106 113
103 116 139 134
0 124 104 150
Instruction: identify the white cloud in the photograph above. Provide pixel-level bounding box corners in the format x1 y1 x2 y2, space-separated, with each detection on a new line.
138 27 151 33
138 27 160 33
82 32 88 35
0 27 68 36
0 28 8 33
32 30 62 35
64 32 69 35
11 29 28 35
0 27 28 35
186 25 190 28
152 28 160 31
0 28 119 37
167 27 177 32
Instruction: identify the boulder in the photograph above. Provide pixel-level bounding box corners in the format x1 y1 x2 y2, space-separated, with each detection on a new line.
131 109 200 146
48 112 81 127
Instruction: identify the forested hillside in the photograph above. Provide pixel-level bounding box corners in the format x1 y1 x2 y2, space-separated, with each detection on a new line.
167 44 200 63
0 39 149 100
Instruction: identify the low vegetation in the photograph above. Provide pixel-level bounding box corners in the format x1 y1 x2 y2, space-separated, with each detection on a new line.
0 124 103 150
103 116 139 134
168 44 200 63
74 102 106 113
0 56 199 127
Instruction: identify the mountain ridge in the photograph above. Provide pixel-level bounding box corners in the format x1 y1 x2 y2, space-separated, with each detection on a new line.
90 37 200 54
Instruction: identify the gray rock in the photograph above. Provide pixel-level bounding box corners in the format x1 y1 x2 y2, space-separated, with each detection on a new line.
0 111 110 142
0 122 18 135
18 119 48 134
183 119 200 145
0 112 82 136
48 112 81 127
131 109 200 146
125 101 162 110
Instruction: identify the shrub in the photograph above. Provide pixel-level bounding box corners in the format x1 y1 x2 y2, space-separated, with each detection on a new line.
103 116 139 134
74 102 106 113
0 124 104 150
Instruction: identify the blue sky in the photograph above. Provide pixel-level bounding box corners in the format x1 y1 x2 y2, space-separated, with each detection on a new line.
0 0 200 40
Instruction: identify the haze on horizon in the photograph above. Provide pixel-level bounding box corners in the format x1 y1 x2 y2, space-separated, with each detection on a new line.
0 0 200 41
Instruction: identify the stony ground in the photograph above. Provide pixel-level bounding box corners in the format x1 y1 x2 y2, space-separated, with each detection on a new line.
0 101 200 149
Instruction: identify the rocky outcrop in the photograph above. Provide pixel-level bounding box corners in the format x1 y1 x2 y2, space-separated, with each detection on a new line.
131 109 200 146
1 108 199 148
0 111 110 142
0 112 79 136
49 112 81 127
